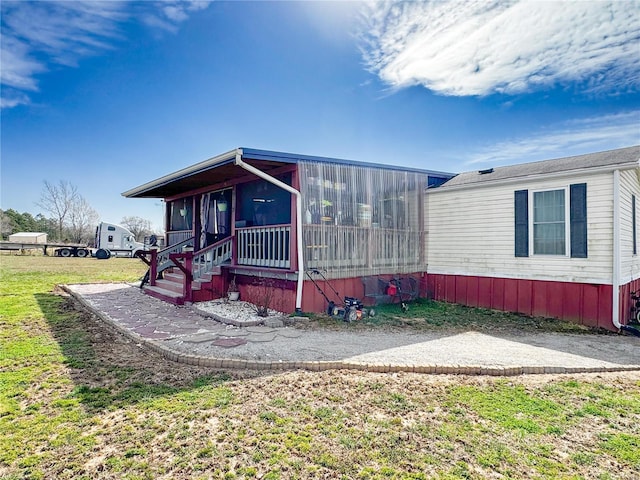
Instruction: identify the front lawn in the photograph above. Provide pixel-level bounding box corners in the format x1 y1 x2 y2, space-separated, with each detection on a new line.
1 254 639 479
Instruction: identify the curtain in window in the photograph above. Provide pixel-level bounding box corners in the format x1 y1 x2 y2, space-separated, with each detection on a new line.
200 192 211 248
533 189 566 255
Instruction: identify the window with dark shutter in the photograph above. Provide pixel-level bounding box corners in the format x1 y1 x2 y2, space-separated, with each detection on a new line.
514 189 529 257
569 183 587 258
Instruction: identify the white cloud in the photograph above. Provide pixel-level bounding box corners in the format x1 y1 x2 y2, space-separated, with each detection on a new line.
143 1 211 32
0 0 212 108
0 37 46 90
0 90 31 109
462 111 640 166
360 0 640 96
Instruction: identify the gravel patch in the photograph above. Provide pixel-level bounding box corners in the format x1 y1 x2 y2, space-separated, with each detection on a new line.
193 299 287 327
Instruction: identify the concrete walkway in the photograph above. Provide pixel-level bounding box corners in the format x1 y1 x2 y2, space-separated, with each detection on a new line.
64 283 640 376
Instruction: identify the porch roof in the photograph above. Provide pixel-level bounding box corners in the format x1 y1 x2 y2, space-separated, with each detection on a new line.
122 147 455 199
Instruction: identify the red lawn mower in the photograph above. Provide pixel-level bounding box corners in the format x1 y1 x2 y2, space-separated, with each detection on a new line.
305 269 375 322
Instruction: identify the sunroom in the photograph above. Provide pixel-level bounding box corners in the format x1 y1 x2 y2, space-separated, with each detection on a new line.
123 148 453 313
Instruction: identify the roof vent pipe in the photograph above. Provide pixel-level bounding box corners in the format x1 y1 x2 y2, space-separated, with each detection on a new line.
613 169 640 336
234 149 304 312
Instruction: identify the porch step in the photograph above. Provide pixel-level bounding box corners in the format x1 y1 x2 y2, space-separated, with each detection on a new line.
144 285 185 305
142 262 221 305
163 271 185 283
162 270 202 291
198 266 223 281
154 278 184 294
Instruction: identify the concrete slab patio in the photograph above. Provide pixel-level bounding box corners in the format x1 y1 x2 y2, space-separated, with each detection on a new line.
63 283 640 376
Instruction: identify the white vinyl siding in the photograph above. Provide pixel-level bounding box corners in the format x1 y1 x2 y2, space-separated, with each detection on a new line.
426 171 614 284
619 168 640 283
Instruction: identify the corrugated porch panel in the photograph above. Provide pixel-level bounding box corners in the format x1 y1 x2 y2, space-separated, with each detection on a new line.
299 160 427 279
427 273 614 330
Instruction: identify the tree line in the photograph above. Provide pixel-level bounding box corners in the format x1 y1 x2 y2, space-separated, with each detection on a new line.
1 180 156 244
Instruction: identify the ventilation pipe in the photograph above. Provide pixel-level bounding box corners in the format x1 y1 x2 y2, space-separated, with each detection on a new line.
613 169 622 330
234 149 304 312
613 169 640 336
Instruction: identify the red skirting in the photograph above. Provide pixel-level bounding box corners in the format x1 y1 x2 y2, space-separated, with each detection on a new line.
213 271 639 332
426 274 615 331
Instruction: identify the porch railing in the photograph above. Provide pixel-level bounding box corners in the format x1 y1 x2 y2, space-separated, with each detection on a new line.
303 225 422 272
303 225 368 270
371 229 421 267
157 236 196 273
167 230 193 246
193 237 233 279
236 225 291 269
136 236 196 287
145 225 421 291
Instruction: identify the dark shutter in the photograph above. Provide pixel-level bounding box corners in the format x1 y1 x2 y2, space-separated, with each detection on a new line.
570 183 587 258
633 195 637 255
514 190 528 257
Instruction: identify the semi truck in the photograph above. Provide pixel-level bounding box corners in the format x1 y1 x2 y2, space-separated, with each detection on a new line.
91 222 146 259
2 222 157 258
53 222 148 259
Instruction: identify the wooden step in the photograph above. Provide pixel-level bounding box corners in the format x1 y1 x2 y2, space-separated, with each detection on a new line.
154 278 184 294
143 285 185 305
198 267 223 282
163 271 184 283
162 272 202 291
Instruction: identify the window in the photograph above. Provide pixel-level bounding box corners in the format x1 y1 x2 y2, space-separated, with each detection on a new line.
533 189 567 255
169 197 193 231
514 183 587 258
236 174 292 226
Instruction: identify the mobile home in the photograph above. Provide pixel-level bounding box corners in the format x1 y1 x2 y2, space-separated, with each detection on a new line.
426 145 640 331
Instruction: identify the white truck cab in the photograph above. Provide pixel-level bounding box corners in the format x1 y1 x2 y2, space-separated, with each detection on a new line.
94 222 145 259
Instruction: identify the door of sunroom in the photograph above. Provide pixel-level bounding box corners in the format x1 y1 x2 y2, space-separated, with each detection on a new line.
200 189 232 248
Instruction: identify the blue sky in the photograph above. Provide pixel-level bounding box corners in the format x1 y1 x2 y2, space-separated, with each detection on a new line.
1 0 639 231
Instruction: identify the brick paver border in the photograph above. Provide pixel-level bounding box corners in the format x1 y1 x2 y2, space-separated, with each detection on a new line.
62 285 640 376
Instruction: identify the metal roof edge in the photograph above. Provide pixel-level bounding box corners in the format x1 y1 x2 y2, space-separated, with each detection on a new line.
123 146 458 198
240 147 455 177
122 149 239 197
427 160 639 194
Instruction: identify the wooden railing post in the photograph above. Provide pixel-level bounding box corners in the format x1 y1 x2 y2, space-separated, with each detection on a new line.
184 250 193 303
232 233 238 266
150 249 158 286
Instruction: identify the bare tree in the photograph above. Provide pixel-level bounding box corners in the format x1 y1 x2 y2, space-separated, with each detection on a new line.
37 180 78 241
120 216 152 241
0 210 13 239
68 197 99 244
